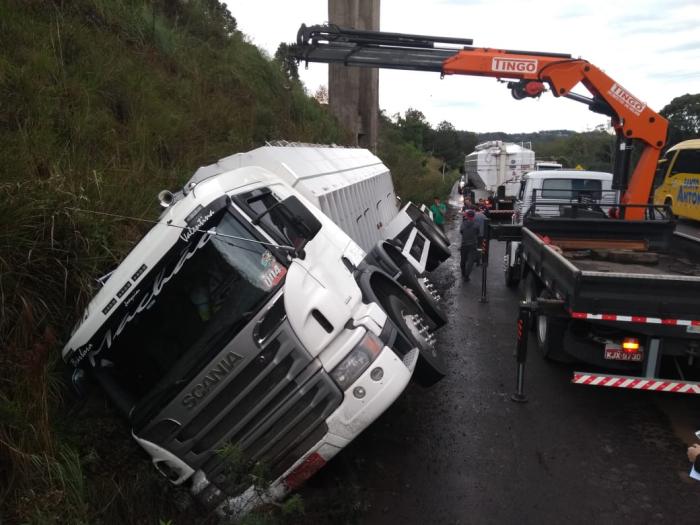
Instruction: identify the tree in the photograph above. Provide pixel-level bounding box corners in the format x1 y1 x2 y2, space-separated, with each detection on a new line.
432 120 462 169
396 108 432 151
660 93 700 147
314 85 328 104
274 43 299 82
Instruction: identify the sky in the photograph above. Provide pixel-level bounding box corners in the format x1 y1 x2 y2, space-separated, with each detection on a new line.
228 0 700 133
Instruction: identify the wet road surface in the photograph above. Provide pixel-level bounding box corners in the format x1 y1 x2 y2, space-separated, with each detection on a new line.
301 205 700 524
677 218 700 239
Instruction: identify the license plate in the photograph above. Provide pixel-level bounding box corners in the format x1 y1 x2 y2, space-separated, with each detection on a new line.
688 325 700 334
604 349 643 362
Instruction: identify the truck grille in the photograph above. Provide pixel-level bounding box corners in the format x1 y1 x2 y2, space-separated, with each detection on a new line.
136 295 343 491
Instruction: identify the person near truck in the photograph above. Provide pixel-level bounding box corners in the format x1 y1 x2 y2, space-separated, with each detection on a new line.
460 209 479 281
430 196 447 233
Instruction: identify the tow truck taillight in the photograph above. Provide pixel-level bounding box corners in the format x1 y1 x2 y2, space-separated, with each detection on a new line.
622 338 640 353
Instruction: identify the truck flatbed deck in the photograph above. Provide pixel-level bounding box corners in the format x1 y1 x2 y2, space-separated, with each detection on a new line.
567 254 700 277
519 217 700 319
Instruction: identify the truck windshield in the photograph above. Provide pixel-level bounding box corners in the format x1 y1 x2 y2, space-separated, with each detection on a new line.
101 209 287 413
541 179 602 200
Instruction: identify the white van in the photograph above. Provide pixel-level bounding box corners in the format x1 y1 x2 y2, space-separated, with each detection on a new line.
505 170 614 286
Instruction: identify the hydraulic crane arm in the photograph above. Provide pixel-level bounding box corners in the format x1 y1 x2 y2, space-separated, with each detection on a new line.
295 24 668 220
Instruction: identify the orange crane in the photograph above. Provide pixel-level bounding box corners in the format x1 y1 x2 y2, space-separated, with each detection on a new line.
294 25 668 220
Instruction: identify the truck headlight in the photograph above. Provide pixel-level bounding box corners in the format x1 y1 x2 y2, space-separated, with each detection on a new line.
330 332 383 390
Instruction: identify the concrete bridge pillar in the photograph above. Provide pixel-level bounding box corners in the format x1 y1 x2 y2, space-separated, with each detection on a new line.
328 0 379 151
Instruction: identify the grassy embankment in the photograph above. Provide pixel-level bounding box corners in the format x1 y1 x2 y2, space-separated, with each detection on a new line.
0 1 452 522
0 1 347 522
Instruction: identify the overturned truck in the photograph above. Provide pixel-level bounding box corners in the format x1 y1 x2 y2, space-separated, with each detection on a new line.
62 144 451 518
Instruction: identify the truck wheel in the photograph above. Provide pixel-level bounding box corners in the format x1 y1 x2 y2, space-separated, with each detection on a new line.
359 270 446 387
520 272 541 332
416 218 451 262
504 241 520 288
384 290 446 387
397 261 447 329
536 291 570 362
664 198 677 220
418 209 451 247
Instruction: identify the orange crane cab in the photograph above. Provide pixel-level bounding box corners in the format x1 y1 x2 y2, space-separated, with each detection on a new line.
294 24 668 218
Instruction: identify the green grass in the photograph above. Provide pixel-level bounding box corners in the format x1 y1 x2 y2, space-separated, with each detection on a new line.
0 1 346 522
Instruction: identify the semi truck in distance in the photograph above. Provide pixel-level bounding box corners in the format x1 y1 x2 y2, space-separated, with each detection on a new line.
62 144 451 518
464 141 535 218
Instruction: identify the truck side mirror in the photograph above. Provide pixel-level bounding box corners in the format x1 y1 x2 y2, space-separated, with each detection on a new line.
276 196 322 258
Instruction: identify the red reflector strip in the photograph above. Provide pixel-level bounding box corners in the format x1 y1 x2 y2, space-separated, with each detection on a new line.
568 310 700 327
283 452 327 491
572 373 700 394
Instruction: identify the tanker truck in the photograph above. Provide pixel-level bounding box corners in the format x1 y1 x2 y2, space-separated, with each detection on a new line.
464 141 535 219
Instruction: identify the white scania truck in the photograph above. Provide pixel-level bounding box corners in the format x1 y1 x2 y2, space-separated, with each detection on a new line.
62 144 451 518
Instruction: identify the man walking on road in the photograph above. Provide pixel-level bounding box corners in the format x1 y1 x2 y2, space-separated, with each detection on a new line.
473 206 486 266
430 196 447 233
460 209 479 281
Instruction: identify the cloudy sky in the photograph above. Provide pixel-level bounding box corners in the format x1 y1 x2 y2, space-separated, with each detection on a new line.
229 0 699 133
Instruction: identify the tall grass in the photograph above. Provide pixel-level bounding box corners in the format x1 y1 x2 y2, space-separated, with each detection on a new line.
0 1 346 522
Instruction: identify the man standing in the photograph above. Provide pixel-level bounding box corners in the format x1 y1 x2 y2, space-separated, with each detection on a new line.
430 196 447 233
460 209 479 281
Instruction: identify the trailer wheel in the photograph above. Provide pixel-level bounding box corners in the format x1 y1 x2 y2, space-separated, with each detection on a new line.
536 291 570 362
397 261 446 329
364 272 446 387
504 241 520 288
416 218 451 269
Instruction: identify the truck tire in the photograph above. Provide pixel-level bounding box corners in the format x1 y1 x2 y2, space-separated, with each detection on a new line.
360 270 446 387
418 207 451 247
520 272 541 332
504 241 520 288
416 217 451 263
536 290 570 362
397 261 446 329
664 198 677 220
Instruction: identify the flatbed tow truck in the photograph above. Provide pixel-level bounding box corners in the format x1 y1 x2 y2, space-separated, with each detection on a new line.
294 24 700 395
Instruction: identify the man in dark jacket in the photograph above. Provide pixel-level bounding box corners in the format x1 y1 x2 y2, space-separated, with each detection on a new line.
460 209 479 281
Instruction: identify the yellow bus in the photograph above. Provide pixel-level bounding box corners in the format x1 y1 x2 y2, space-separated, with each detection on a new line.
653 139 700 221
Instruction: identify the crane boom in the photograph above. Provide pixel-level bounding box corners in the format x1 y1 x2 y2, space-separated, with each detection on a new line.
295 24 668 220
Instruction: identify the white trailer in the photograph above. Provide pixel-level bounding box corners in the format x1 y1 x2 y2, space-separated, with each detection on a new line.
194 144 451 277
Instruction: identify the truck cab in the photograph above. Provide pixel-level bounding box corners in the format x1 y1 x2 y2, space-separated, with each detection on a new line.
62 160 446 519
506 170 614 286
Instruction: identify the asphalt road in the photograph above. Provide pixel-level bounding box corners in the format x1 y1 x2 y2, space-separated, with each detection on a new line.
677 218 700 239
301 202 700 524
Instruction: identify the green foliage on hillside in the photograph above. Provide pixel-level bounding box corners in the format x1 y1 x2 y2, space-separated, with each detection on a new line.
377 112 460 205
0 1 347 522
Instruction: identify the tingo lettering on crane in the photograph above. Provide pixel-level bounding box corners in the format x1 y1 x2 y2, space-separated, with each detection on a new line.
491 57 538 74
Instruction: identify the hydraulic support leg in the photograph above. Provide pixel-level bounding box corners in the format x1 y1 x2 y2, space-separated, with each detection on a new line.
511 302 533 403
